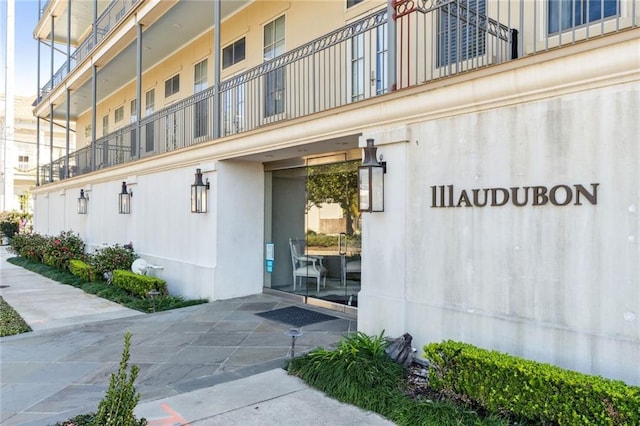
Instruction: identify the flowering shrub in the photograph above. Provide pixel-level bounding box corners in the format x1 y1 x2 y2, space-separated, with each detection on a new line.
89 244 138 277
0 210 32 240
41 231 86 271
9 233 49 263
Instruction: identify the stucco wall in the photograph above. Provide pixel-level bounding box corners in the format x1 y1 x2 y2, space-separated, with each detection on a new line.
359 81 640 384
32 160 265 302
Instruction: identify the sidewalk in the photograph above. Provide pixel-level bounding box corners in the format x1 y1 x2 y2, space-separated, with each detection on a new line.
0 247 394 426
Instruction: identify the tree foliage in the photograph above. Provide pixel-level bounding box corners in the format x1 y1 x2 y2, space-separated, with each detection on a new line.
306 161 360 235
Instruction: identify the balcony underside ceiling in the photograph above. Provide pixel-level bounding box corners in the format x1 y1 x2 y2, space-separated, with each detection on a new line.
49 0 251 120
37 0 112 46
235 134 362 165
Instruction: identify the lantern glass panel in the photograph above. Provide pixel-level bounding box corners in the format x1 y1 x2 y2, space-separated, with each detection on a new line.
77 197 87 214
119 193 131 214
371 166 384 212
358 166 370 212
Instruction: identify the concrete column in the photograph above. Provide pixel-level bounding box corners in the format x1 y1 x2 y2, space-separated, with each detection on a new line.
213 1 220 139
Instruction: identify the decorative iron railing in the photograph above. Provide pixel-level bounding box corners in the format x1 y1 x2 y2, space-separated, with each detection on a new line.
40 0 638 183
39 0 139 100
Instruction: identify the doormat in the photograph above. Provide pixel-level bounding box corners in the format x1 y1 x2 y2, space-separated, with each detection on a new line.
256 306 338 327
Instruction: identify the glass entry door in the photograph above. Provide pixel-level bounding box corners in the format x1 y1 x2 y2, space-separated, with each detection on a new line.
268 159 361 307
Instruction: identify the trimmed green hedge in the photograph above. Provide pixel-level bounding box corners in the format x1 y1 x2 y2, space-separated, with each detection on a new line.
112 270 167 298
423 341 640 425
69 259 97 282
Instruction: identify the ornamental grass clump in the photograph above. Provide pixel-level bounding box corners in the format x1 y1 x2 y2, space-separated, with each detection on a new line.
288 331 406 417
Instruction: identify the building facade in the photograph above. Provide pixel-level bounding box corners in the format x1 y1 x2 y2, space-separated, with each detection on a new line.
31 0 639 385
1 94 73 212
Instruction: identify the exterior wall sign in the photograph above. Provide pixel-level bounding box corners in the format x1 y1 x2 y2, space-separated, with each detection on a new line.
430 183 599 208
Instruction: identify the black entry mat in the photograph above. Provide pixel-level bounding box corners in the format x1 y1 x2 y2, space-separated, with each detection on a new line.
256 306 338 327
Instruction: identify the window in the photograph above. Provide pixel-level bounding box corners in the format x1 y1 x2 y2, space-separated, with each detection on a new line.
437 0 487 67
376 23 389 95
223 84 245 136
548 0 618 33
102 115 109 136
17 155 29 171
145 89 155 152
347 0 364 8
222 38 246 69
130 99 137 156
263 16 286 118
145 90 155 115
115 106 124 123
194 59 209 138
194 59 208 93
84 125 92 139
130 99 137 122
165 74 180 98
351 33 365 102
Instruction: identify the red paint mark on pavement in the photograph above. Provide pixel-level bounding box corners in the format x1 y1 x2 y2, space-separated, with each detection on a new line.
146 403 191 426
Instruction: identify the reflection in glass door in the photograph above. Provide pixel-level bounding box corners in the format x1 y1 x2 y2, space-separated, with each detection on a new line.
268 160 361 307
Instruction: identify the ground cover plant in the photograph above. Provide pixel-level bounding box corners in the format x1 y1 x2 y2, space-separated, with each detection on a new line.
0 297 32 337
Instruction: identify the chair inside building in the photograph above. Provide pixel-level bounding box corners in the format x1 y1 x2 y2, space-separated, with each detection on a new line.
289 238 328 292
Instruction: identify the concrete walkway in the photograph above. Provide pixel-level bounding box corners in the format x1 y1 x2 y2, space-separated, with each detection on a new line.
0 247 394 426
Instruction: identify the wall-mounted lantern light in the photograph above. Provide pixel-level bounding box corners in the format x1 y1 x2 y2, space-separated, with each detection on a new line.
77 189 88 214
119 181 133 214
358 138 385 212
191 168 210 213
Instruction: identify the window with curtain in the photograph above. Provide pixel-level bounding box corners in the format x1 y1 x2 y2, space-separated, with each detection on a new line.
437 0 487 67
548 0 618 33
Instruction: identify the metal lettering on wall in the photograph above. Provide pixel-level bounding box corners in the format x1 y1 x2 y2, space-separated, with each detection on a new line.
430 184 599 208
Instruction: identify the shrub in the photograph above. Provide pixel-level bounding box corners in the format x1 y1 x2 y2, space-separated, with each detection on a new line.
112 270 167 298
91 331 147 426
9 232 49 263
0 210 32 240
288 332 405 417
89 244 138 277
423 340 640 425
42 231 85 271
304 231 361 249
69 259 97 282
0 297 32 337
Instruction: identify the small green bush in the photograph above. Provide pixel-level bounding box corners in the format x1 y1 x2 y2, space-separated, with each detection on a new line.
69 259 97 282
89 244 138 277
91 331 147 426
423 340 640 425
112 270 167 298
304 231 361 249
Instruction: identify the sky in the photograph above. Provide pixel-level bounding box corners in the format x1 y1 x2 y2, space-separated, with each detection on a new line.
1 0 62 97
